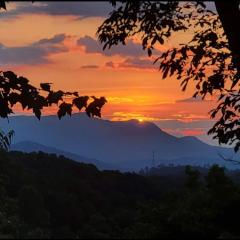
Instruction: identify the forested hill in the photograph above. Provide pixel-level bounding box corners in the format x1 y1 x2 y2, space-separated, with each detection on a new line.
0 150 162 238
0 150 240 238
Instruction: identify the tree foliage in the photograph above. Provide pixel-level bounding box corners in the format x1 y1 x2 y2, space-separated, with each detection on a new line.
97 1 240 151
0 129 14 151
0 71 107 121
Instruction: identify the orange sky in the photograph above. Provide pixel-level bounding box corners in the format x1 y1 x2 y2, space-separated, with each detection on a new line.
0 2 219 144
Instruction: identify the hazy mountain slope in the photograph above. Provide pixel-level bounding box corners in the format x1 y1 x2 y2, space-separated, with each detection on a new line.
11 141 116 170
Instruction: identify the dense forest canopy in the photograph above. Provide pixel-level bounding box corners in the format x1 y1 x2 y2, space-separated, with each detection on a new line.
0 151 239 238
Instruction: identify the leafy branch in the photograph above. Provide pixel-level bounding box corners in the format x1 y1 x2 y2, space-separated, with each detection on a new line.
0 129 14 151
0 71 107 120
97 1 240 152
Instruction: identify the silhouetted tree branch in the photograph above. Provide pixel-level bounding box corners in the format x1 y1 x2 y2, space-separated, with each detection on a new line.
0 71 107 120
218 153 240 165
215 1 240 71
97 1 240 152
0 128 14 151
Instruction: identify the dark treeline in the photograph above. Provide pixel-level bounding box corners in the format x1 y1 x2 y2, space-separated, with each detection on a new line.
140 164 240 182
0 151 240 238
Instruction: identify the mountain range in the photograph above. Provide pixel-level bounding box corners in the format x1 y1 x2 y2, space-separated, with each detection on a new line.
0 113 238 170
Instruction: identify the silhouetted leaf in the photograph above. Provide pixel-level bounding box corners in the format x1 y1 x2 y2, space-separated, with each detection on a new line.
86 97 107 118
40 83 51 92
33 108 41 120
57 102 73 119
72 96 89 111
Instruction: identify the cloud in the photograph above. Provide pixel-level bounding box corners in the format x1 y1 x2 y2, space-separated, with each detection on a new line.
77 35 161 70
1 2 114 19
2 2 216 20
176 96 213 103
154 119 214 130
37 34 67 45
80 65 99 69
105 61 115 68
154 119 214 139
0 34 68 65
154 119 220 145
162 128 206 137
118 58 155 69
105 58 155 70
77 35 161 57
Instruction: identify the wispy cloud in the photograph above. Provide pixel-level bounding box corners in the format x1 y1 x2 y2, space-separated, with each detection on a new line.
119 58 155 69
80 64 99 69
162 128 206 137
176 96 214 103
105 58 157 71
110 112 161 122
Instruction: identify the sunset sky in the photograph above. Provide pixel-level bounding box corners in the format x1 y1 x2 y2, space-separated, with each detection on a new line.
0 1 219 144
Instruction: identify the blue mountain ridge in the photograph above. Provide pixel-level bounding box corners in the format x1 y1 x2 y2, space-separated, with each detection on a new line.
0 113 238 170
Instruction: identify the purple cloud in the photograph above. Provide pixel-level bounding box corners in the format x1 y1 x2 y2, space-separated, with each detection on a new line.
1 2 216 20
177 96 213 103
77 35 161 57
0 34 68 65
118 58 155 69
0 2 115 19
105 58 155 70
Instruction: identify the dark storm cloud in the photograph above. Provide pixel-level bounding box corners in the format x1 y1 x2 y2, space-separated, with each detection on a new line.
0 34 68 65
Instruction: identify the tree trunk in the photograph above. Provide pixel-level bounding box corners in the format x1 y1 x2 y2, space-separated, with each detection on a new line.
214 1 240 72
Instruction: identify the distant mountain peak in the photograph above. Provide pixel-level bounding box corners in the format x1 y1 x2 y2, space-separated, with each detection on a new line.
180 135 200 141
180 135 205 144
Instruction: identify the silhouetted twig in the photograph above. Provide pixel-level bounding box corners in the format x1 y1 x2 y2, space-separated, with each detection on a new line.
218 153 240 165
